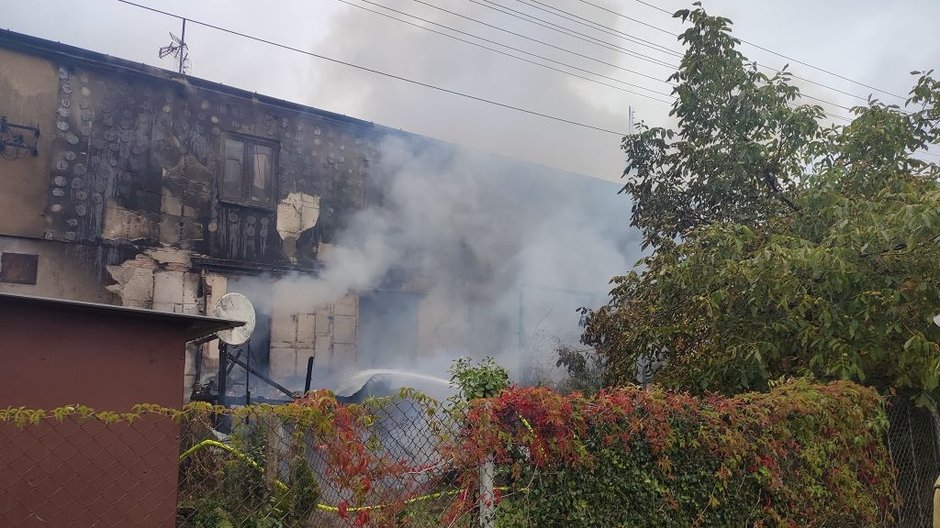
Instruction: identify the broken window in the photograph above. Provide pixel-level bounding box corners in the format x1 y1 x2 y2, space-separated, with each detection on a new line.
220 134 277 207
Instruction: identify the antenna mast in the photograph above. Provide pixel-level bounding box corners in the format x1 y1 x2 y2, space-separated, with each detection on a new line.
159 18 190 74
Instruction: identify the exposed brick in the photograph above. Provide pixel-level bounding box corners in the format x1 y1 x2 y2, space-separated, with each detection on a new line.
148 248 191 266
333 314 356 344
315 310 332 335
332 343 357 366
120 267 154 305
270 308 297 345
269 347 298 379
152 270 184 306
182 273 200 306
315 335 332 356
334 294 358 316
296 313 316 345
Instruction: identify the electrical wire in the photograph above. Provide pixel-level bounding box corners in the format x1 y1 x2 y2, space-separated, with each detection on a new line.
478 0 860 114
335 0 674 101
518 0 682 59
111 0 937 162
340 1 865 119
474 0 677 69
408 0 670 86
114 0 629 136
586 0 909 102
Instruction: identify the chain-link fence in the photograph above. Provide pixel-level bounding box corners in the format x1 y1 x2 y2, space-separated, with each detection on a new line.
886 398 940 528
1 389 936 528
0 398 480 528
0 411 183 527
177 397 474 528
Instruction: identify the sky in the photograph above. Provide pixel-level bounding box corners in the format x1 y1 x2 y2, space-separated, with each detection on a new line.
4 0 939 180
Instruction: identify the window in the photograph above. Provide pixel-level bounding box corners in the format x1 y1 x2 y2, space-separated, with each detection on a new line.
220 134 277 206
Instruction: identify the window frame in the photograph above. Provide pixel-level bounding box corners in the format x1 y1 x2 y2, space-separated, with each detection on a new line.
218 131 279 210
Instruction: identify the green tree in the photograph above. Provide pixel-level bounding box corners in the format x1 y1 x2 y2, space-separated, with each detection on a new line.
585 4 940 406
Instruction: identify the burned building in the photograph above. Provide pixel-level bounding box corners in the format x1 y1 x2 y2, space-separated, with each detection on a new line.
0 29 641 402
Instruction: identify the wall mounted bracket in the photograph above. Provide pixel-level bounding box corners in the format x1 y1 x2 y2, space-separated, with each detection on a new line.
0 115 40 160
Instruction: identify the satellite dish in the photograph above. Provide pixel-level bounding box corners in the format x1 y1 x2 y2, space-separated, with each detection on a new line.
170 32 182 45
933 314 940 328
213 293 256 345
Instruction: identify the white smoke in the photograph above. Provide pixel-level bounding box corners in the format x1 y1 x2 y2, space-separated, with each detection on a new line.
265 134 642 389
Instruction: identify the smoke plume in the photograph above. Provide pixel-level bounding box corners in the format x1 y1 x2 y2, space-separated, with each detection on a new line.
268 134 643 389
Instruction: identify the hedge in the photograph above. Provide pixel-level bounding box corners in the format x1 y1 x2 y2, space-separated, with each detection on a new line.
1 380 895 527
452 379 896 527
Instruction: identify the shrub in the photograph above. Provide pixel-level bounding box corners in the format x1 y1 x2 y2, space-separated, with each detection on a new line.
451 379 895 527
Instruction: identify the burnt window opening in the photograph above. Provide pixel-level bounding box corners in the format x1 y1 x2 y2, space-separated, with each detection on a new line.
220 133 278 207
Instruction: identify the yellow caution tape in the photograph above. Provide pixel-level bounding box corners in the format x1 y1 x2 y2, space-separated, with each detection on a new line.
179 439 522 514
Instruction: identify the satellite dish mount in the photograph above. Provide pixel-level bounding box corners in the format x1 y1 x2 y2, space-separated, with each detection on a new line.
209 293 299 406
212 293 255 406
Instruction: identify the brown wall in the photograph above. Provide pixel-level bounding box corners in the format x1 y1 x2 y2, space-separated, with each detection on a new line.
0 302 187 528
0 49 57 238
0 302 186 408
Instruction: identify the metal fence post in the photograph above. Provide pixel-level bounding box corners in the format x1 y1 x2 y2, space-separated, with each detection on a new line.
479 454 495 528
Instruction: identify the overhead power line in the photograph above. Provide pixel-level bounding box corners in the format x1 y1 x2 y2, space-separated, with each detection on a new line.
408 0 670 86
356 0 858 125
339 0 873 122
586 0 909 102
564 0 876 106
520 0 682 59
474 0 677 68
113 0 627 136
336 0 673 101
109 0 938 163
462 0 862 116
511 0 870 114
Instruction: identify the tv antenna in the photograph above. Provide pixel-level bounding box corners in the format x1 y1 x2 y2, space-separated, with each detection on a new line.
159 19 190 74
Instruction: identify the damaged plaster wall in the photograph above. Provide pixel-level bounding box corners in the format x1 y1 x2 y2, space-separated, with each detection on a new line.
276 191 320 263
0 35 642 402
40 55 378 399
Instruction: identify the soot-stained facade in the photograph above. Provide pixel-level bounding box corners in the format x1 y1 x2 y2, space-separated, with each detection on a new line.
0 30 639 403
0 30 392 400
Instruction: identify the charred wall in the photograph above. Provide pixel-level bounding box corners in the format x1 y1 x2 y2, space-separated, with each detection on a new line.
0 32 393 398
42 59 372 265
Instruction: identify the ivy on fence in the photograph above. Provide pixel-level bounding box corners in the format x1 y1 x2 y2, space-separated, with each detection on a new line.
1 380 896 527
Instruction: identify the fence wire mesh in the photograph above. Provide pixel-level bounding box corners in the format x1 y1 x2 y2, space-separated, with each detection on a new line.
0 413 182 527
0 398 484 528
1 392 938 528
886 398 940 528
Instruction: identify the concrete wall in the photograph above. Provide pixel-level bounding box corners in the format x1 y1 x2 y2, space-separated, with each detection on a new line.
0 237 113 303
0 48 57 239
